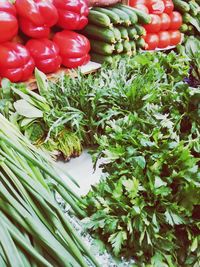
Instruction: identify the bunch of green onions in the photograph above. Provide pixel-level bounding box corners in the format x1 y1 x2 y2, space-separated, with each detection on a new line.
0 114 99 267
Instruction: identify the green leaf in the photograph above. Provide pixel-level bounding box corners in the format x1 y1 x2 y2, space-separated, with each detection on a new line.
134 156 146 169
108 231 127 256
14 100 43 118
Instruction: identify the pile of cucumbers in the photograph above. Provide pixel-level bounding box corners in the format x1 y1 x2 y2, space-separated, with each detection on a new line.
174 0 200 36
82 4 151 64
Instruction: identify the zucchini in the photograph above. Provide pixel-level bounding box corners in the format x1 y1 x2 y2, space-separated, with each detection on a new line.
115 4 138 25
82 25 116 44
119 4 151 24
134 24 146 36
115 42 123 53
92 7 121 25
88 10 112 28
136 38 146 49
90 39 114 55
107 7 131 26
127 27 138 40
123 40 132 53
173 0 190 13
90 53 113 64
113 27 122 42
117 26 129 40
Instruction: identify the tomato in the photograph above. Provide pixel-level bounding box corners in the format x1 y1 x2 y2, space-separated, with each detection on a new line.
144 33 159 50
147 0 165 14
158 31 170 48
169 11 182 30
134 4 149 13
170 30 181 46
144 14 161 33
163 0 174 14
160 13 170 30
129 0 147 6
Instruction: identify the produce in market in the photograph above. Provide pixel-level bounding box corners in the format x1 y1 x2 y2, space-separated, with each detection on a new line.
173 0 200 38
15 0 58 38
0 114 99 267
0 42 35 82
26 39 62 74
52 0 89 30
0 0 18 43
83 4 150 63
53 30 90 68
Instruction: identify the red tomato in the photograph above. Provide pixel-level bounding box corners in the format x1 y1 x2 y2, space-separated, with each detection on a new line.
134 4 149 13
169 11 182 30
158 31 170 48
129 0 147 6
160 13 170 30
170 30 181 46
144 33 159 50
144 14 161 33
147 0 165 14
163 0 174 14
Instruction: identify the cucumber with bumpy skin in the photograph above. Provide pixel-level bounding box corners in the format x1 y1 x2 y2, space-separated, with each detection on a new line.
115 42 123 53
135 25 146 36
127 27 138 40
92 7 121 25
129 40 136 54
173 0 190 13
136 38 146 49
115 4 138 25
88 10 112 28
123 40 132 53
90 53 113 64
113 27 122 42
90 39 114 55
82 25 116 44
117 26 129 40
108 7 131 26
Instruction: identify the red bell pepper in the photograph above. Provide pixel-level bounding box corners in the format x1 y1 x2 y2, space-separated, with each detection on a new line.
0 0 18 43
15 0 58 38
52 0 89 30
26 39 62 74
53 30 90 68
0 42 35 82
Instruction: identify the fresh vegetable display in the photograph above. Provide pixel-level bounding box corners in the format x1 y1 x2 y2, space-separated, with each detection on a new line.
83 4 151 63
173 0 200 38
131 0 182 50
0 114 100 267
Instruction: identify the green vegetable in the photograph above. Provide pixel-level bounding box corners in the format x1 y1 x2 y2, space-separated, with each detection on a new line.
134 24 146 36
129 40 136 54
107 7 131 26
113 27 122 42
90 39 114 55
115 4 138 24
90 53 113 64
115 42 123 53
117 26 129 40
82 25 116 44
88 10 112 28
173 0 190 13
127 27 138 40
122 40 132 53
136 37 146 49
92 7 121 24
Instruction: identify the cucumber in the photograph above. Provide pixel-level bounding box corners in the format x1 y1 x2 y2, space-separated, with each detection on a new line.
173 0 190 13
107 7 131 26
136 38 146 49
189 1 199 16
117 26 129 40
113 27 122 42
123 40 132 53
134 24 146 36
82 25 116 44
88 10 112 28
115 42 123 53
115 4 138 25
92 7 121 25
90 39 114 55
129 40 136 54
90 53 113 64
127 27 138 40
180 24 188 33
119 4 151 24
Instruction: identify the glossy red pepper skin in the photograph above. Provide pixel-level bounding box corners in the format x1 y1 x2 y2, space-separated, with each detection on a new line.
53 30 90 68
0 42 35 82
0 1 18 43
26 39 62 73
15 0 58 38
53 0 89 30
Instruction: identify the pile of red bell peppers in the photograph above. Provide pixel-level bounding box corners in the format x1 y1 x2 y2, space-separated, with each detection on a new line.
0 0 90 82
130 0 182 50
